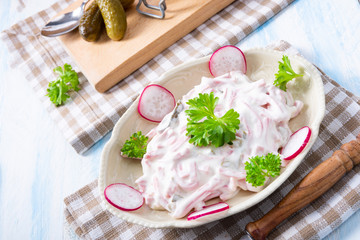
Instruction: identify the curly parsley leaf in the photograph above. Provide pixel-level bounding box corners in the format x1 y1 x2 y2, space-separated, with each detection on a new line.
274 55 303 91
121 131 148 158
245 153 282 187
46 63 80 106
185 92 240 148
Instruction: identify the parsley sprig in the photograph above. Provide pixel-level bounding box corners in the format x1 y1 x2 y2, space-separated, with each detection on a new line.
121 131 148 158
273 55 303 92
245 153 282 187
185 92 240 147
46 63 80 106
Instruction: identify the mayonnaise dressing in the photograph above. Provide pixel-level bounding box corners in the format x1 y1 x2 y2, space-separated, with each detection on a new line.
135 71 303 218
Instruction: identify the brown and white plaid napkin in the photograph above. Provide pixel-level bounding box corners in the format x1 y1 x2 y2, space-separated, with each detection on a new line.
0 0 295 154
63 42 360 240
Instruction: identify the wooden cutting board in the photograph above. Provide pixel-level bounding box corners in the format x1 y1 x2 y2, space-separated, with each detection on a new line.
57 0 235 92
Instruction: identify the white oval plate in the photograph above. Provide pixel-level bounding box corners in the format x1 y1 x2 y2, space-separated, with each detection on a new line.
99 48 325 228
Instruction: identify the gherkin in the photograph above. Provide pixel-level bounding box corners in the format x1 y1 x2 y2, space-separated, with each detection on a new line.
79 1 104 42
96 0 127 41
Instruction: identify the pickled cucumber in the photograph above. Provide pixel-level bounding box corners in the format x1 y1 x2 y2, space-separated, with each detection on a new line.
96 0 127 41
79 1 104 42
120 0 135 10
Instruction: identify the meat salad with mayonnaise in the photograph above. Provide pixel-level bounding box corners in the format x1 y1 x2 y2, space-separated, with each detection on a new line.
135 71 303 218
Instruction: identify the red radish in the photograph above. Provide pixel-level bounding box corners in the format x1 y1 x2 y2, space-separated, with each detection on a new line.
104 183 144 211
138 84 176 122
187 202 229 221
209 45 247 77
281 126 312 160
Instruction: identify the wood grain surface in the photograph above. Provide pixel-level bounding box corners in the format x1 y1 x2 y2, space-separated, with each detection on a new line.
1 0 360 239
58 0 234 92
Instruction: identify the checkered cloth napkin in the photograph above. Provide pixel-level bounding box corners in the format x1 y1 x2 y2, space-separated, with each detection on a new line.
1 0 295 154
63 41 360 240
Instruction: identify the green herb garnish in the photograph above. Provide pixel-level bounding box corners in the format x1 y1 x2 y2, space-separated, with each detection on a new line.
274 55 303 91
185 92 240 147
245 153 282 187
121 131 148 158
46 63 80 106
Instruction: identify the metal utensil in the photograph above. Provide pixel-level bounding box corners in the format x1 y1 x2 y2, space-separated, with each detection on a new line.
136 0 166 19
41 0 89 37
239 134 360 240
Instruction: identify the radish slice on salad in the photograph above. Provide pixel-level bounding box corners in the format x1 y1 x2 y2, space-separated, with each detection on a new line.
209 45 247 77
138 84 176 122
104 183 144 211
187 202 229 221
281 126 312 160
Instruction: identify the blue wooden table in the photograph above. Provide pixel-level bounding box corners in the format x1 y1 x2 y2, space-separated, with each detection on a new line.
0 0 359 239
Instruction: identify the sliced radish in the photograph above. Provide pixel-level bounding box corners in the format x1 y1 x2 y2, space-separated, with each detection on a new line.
138 84 176 122
209 45 247 77
104 183 144 211
281 126 312 160
187 202 229 221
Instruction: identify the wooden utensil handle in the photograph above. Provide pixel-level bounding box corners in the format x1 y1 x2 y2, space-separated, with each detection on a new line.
246 133 360 240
